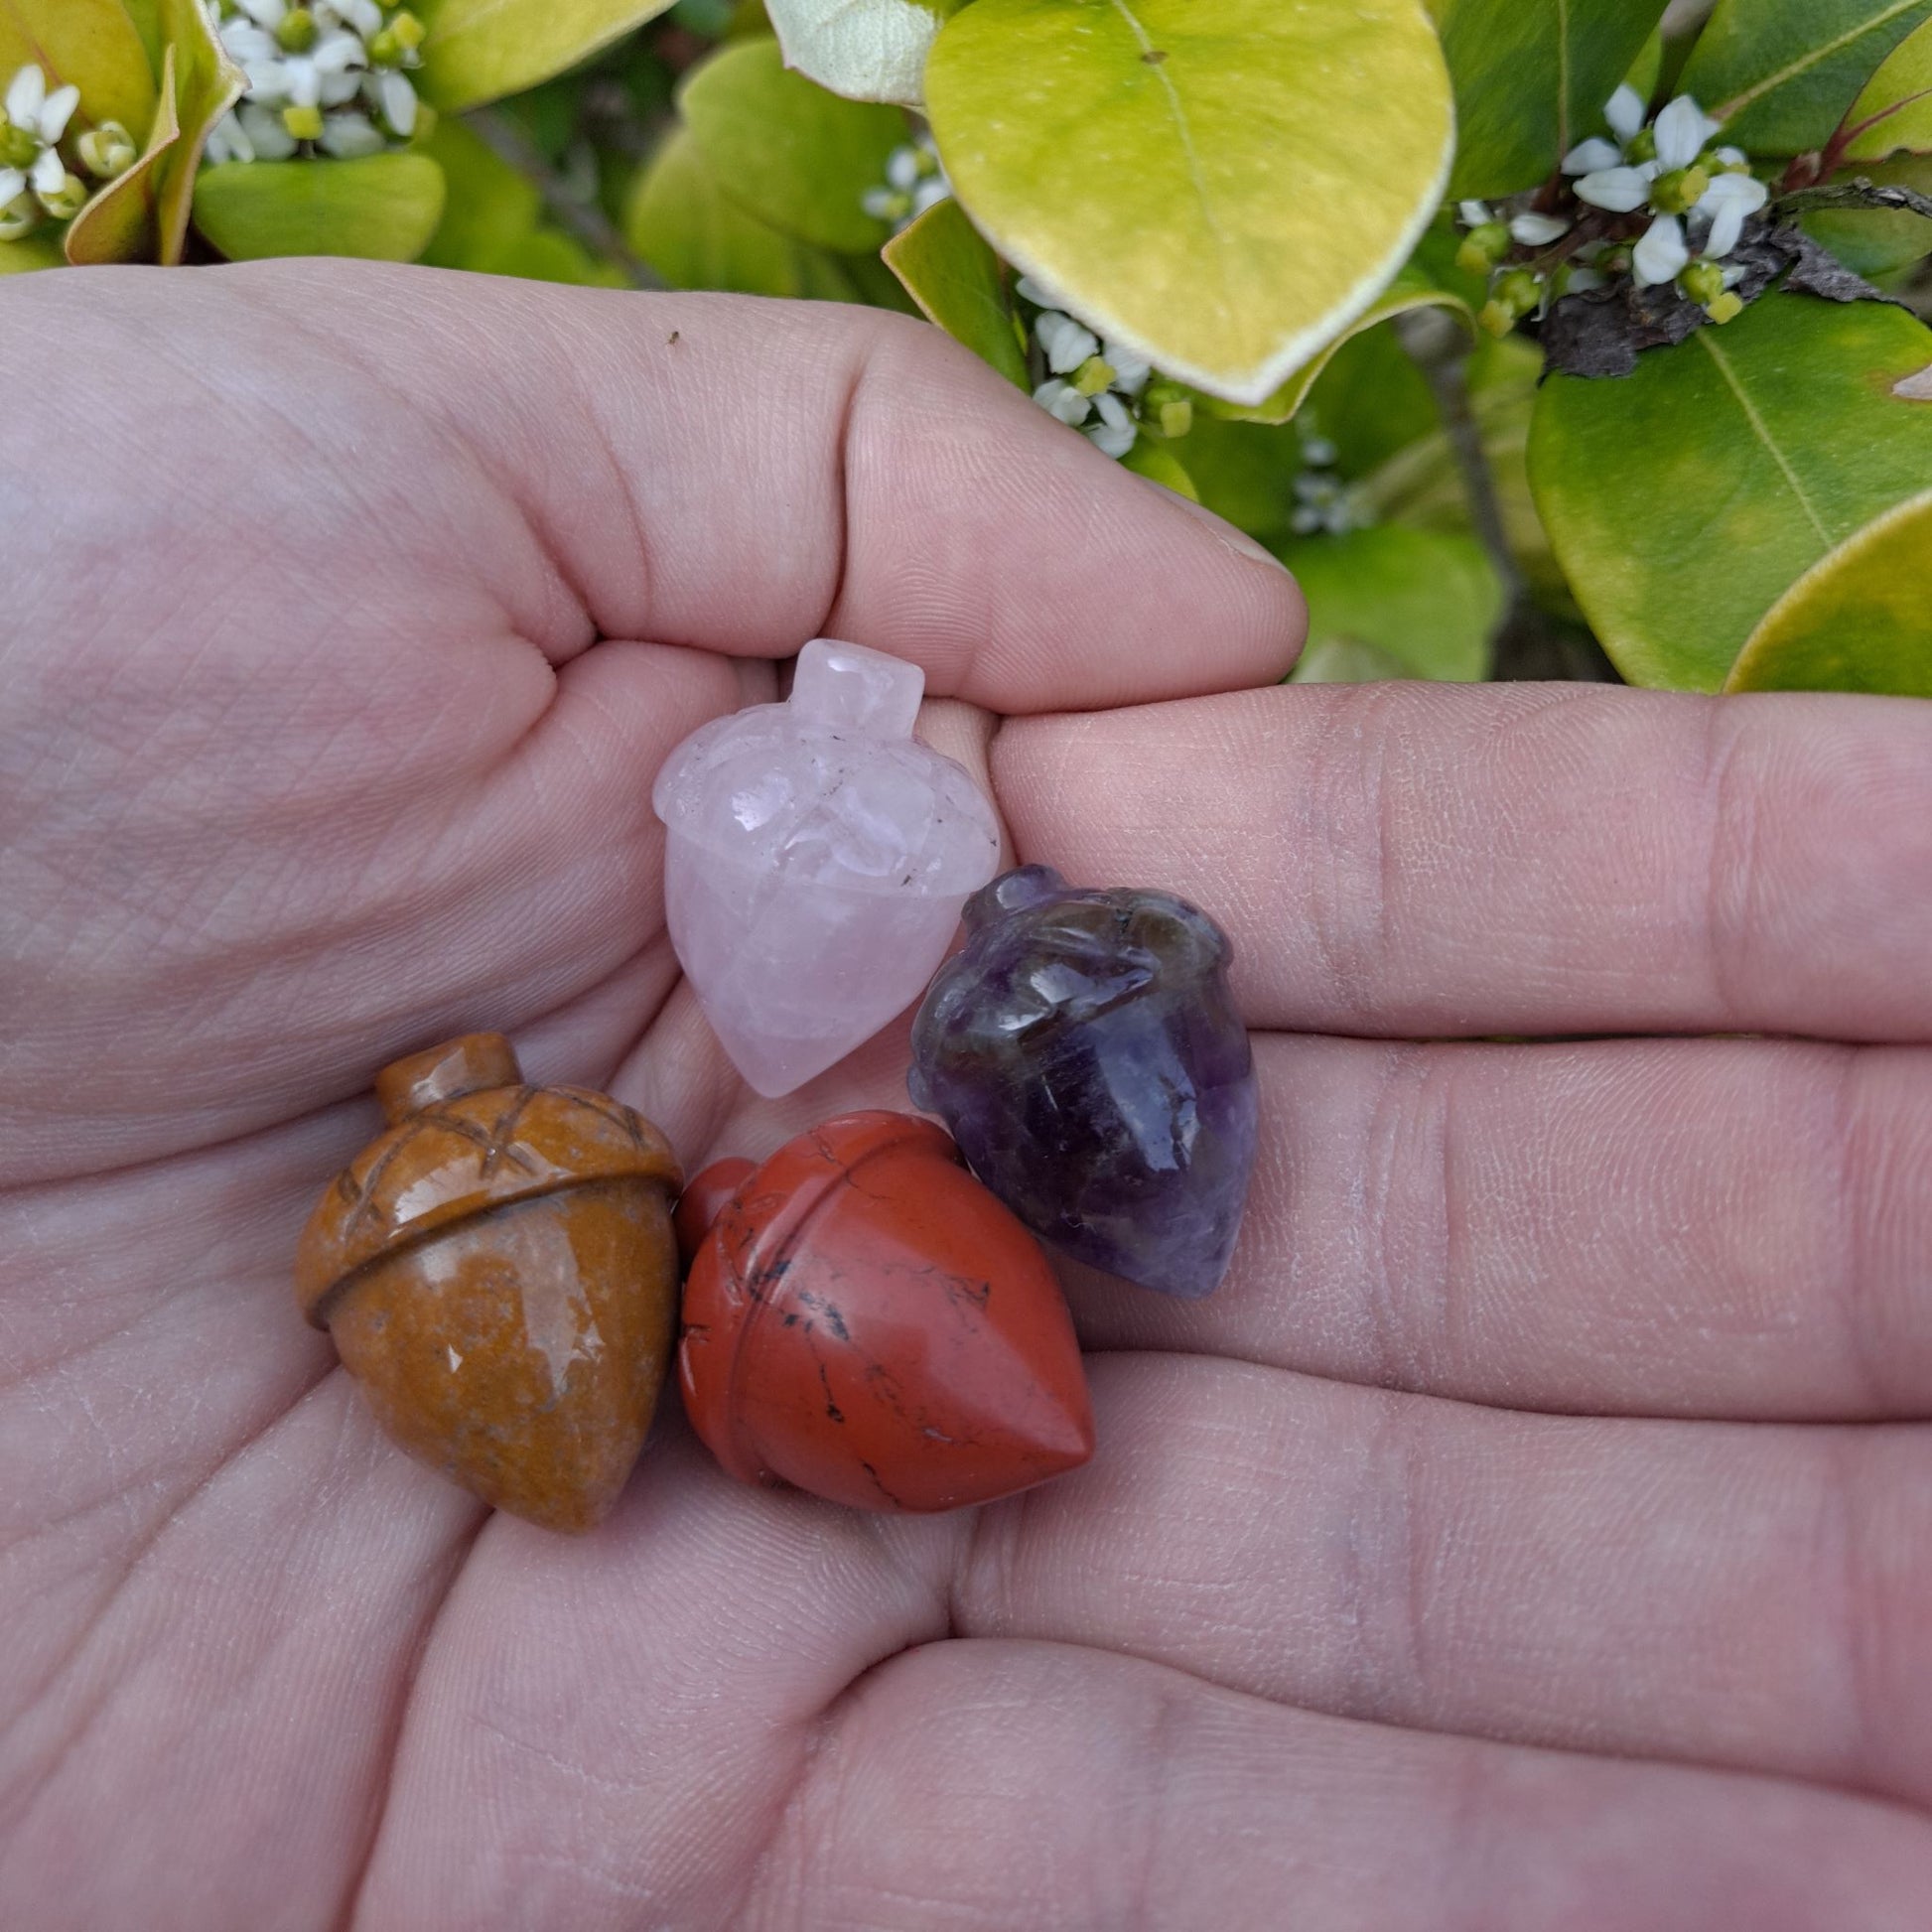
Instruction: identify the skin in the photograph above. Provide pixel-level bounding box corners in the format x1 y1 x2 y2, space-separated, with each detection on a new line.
1 262 1930 1932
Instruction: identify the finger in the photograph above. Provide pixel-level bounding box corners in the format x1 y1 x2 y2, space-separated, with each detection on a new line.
995 682 1932 1040
200 262 1306 708
1070 1034 1932 1420
755 1641 1932 1932
956 1355 1932 1812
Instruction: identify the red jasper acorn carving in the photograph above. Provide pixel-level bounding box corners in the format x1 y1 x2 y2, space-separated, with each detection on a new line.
678 1112 1095 1513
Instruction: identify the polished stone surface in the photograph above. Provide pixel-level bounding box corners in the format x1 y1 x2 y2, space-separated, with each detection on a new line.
678 1112 1094 1512
652 639 1001 1098
908 867 1257 1300
297 1035 683 1532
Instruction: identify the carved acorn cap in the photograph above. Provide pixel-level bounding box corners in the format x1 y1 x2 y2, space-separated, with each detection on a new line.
296 1034 682 1328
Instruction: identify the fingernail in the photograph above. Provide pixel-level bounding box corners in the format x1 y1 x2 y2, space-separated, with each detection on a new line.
1141 476 1290 570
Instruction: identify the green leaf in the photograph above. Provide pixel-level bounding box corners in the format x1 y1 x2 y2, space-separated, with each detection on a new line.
924 0 1453 408
1284 524 1503 681
1528 291 1932 689
767 0 969 104
419 115 543 270
1298 318 1441 479
624 121 857 295
1803 153 1932 274
1291 637 1416 682
1679 0 1932 154
0 0 157 140
192 153 448 261
1725 486 1932 693
65 40 177 265
0 229 65 271
418 0 681 113
882 193 1029 384
155 0 245 263
680 37 906 251
1624 25 1665 103
1201 265 1469 425
1842 15 1932 157
1435 0 1670 198
1173 415 1303 542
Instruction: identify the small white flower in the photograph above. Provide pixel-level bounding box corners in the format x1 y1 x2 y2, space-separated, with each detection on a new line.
1717 145 1748 168
204 110 251 165
1104 341 1151 395
1301 434 1338 468
1653 95 1722 172
38 82 79 145
238 0 288 25
1015 272 1069 310
0 165 24 207
219 21 280 64
374 67 415 134
1632 213 1689 287
1086 390 1136 459
887 146 919 193
1695 170 1767 259
1033 378 1091 428
1576 164 1657 212
5 62 45 130
1510 211 1572 245
322 0 383 36
860 187 898 220
1035 309 1099 375
319 109 383 156
1458 199 1492 226
29 146 65 198
1605 83 1648 147
910 176 948 216
1563 136 1623 176
239 99 299 158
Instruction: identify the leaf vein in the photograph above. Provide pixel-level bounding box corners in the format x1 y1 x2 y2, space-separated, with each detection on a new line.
1717 0 1931 124
1695 327 1833 546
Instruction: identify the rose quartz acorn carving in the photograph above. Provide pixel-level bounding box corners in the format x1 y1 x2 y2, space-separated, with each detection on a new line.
651 639 1001 1097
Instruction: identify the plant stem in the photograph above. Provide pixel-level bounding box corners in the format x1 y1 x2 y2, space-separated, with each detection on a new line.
467 107 666 292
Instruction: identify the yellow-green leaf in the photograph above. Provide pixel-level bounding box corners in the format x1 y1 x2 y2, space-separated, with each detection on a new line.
1202 266 1468 425
0 0 156 140
155 0 244 263
767 0 969 105
419 114 542 270
65 41 177 264
882 193 1028 385
1843 15 1932 157
1725 487 1932 693
624 121 861 296
418 0 680 115
1434 0 1671 199
1528 292 1932 689
924 0 1453 408
1285 524 1503 681
1680 0 1932 155
680 37 906 252
193 152 448 261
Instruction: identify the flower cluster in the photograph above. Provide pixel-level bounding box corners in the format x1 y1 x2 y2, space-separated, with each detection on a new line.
861 132 949 233
1021 277 1155 459
1458 87 1770 335
0 64 136 241
1289 428 1369 538
204 0 423 164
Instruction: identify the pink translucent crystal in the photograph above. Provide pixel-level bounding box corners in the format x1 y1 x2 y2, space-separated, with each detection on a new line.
651 640 1002 1098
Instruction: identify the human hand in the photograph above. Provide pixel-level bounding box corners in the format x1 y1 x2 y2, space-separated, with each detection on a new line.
3 262 1928 1931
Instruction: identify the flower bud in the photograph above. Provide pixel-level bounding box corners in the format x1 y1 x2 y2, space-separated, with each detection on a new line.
1454 220 1510 276
1495 267 1542 315
387 10 427 52
0 189 39 240
1650 166 1710 215
1680 259 1725 306
78 121 137 180
37 170 87 220
0 121 38 170
276 7 318 50
1627 127 1657 163
1478 299 1516 338
1159 396 1193 439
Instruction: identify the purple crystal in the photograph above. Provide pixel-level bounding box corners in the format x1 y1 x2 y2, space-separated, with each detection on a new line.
907 867 1257 1300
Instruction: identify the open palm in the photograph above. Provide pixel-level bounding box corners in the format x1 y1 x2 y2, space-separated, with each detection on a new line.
4 263 1930 1932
